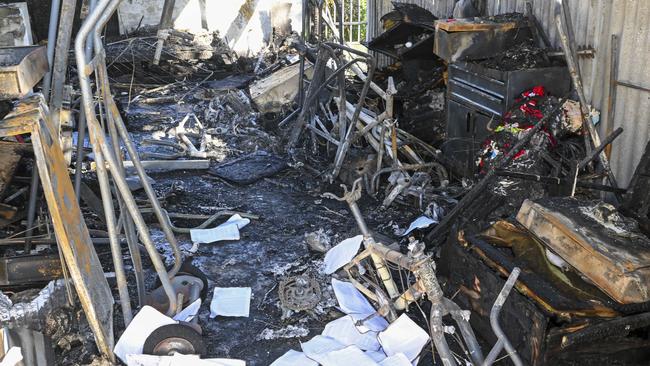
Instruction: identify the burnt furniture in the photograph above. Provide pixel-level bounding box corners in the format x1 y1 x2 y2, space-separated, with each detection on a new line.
0 46 48 100
444 62 570 176
438 221 650 365
433 17 532 63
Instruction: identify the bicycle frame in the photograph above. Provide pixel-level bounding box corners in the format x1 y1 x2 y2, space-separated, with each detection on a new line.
326 179 523 366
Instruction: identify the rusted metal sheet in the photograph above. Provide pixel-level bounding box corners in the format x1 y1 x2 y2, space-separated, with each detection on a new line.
0 252 62 287
0 95 114 361
0 46 48 100
517 198 650 304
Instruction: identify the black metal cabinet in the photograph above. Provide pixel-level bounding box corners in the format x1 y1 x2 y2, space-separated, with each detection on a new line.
444 62 571 177
444 99 495 177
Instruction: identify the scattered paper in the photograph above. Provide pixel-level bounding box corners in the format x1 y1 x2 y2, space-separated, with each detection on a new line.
365 350 387 363
331 278 388 332
173 298 201 322
301 335 345 362
378 314 430 361
0 347 22 366
315 345 378 366
210 287 251 318
114 306 177 363
126 354 245 366
322 316 381 351
401 216 436 237
323 235 363 274
190 214 251 244
379 353 411 366
270 350 318 366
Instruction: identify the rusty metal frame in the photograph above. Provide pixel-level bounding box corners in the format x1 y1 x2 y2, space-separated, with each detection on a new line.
0 95 115 361
75 0 183 324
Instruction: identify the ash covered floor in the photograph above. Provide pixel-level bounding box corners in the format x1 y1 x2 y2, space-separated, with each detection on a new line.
72 89 422 365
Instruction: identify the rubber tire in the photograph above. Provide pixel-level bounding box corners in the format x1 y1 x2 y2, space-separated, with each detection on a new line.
143 324 206 356
155 258 210 301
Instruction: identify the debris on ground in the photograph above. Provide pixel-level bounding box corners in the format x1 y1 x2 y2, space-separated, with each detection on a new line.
1 1 649 366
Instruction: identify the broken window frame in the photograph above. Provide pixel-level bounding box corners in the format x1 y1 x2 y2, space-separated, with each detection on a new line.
326 0 368 44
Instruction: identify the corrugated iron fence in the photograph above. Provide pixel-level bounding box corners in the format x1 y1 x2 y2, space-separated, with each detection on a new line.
367 0 650 186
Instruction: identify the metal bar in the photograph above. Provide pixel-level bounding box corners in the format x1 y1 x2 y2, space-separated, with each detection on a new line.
483 267 522 366
606 34 620 158
94 0 180 305
75 0 179 317
23 167 39 252
77 0 134 327
555 1 622 202
42 0 62 101
49 0 78 134
327 42 376 179
578 127 623 170
153 0 176 65
494 170 627 194
73 0 100 199
74 112 88 198
297 0 307 106
617 80 650 93
85 0 98 56
6 95 116 361
443 298 484 365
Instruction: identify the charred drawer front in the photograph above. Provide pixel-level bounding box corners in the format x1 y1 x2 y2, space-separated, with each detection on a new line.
445 100 495 176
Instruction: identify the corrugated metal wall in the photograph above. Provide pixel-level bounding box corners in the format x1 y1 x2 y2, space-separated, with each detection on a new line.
367 0 650 185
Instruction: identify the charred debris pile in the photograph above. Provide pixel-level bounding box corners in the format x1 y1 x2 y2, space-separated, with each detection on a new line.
1 1 650 366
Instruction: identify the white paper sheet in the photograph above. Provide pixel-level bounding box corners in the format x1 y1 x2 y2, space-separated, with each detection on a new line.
114 306 177 363
379 353 411 366
323 235 363 274
378 314 430 361
270 350 318 366
331 278 389 332
401 216 436 236
210 287 251 318
0 347 23 366
316 345 378 366
126 354 245 366
301 335 345 362
322 316 380 351
365 350 387 363
190 214 251 244
173 299 201 322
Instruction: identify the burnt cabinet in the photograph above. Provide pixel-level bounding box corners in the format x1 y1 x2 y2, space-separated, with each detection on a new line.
444 99 494 176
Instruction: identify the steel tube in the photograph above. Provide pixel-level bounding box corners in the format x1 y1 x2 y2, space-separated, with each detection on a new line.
93 0 146 307
153 0 176 65
483 267 522 366
443 298 484 365
430 302 457 366
23 168 39 252
91 8 182 277
74 0 134 327
42 0 62 101
73 0 99 199
554 2 621 202
75 0 178 316
93 0 181 279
